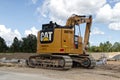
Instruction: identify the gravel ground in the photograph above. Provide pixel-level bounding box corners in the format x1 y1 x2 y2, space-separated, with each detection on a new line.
0 53 120 80
0 61 120 80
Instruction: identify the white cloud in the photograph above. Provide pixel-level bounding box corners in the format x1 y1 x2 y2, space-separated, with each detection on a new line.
112 2 120 22
91 27 104 35
25 27 38 36
95 2 120 23
0 25 21 46
0 25 38 46
37 0 120 32
95 4 112 23
37 0 106 25
109 22 120 30
31 0 38 4
95 2 120 31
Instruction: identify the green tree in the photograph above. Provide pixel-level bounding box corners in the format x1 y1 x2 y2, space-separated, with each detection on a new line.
10 37 22 52
99 43 104 52
0 37 8 52
99 41 112 52
88 41 113 52
111 42 120 52
22 34 37 53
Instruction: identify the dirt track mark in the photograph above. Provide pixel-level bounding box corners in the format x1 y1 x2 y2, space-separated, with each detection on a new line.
99 73 120 78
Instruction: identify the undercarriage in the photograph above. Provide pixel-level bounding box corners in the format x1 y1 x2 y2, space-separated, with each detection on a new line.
26 54 96 70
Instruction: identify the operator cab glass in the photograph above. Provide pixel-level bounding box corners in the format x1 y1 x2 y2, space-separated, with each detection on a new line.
42 22 54 31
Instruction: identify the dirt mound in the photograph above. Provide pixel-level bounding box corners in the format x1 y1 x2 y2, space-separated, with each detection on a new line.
97 61 120 72
0 53 35 59
112 54 120 60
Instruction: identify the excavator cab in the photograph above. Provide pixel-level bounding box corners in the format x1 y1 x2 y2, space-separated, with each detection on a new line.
37 21 84 54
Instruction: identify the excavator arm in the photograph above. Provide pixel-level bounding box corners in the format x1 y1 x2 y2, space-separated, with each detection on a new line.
65 14 92 51
84 16 92 51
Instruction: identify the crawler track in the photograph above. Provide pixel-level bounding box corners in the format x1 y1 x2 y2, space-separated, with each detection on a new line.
71 55 96 69
26 54 73 70
26 54 96 70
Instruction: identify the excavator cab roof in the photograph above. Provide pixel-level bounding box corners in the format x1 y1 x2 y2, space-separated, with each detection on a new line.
42 21 72 31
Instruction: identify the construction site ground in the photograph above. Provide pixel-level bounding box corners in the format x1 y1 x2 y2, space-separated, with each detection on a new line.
0 53 120 80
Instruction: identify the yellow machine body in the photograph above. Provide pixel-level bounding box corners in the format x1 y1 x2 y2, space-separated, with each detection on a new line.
27 15 96 69
37 14 92 55
37 28 83 54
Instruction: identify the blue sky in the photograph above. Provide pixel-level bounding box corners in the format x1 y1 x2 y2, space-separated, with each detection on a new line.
0 0 40 33
0 0 120 46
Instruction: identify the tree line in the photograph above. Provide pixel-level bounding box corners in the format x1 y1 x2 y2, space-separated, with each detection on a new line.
0 34 37 53
88 41 120 52
0 34 120 53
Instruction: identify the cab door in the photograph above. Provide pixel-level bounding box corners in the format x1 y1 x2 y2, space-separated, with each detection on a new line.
61 28 74 53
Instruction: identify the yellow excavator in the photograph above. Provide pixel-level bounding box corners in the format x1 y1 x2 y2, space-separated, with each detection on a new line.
27 14 96 70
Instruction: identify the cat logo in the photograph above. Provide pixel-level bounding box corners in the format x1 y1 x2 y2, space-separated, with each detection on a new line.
40 31 53 43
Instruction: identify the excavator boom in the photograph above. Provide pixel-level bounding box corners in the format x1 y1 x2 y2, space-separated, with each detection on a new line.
65 14 92 51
